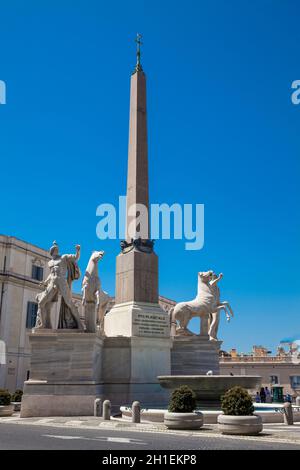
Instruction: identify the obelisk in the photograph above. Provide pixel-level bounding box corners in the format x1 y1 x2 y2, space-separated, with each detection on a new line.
105 35 169 336
103 36 171 407
115 34 158 306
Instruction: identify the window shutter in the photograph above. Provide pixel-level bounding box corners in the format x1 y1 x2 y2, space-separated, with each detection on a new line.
26 302 38 328
32 265 44 281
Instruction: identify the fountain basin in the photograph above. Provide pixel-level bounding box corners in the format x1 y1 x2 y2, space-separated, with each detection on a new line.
158 375 262 408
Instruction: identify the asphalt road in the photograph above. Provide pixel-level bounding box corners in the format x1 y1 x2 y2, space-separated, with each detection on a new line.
0 423 300 450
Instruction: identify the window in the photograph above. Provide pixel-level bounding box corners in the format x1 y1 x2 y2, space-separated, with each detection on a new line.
32 265 43 281
290 376 300 389
26 302 38 328
270 375 278 384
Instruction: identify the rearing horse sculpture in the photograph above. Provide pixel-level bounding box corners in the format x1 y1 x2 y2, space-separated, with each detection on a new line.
82 251 110 333
170 271 234 340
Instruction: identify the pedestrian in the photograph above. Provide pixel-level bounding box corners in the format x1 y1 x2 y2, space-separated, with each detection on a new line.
255 391 261 403
265 386 272 403
285 393 292 403
260 387 266 403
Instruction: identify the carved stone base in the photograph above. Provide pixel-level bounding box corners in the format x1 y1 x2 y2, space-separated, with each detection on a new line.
21 328 172 416
20 330 103 417
101 336 171 411
171 335 222 375
104 301 170 338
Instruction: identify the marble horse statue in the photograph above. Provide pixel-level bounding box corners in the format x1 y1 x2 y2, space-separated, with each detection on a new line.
82 250 110 333
170 270 234 340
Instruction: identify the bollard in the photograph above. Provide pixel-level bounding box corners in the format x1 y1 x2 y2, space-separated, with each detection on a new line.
296 396 300 407
94 398 102 417
132 401 141 424
283 402 293 425
103 400 111 420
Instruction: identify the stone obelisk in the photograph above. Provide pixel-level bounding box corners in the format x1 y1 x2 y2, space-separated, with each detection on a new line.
105 36 168 335
103 36 171 407
114 40 158 307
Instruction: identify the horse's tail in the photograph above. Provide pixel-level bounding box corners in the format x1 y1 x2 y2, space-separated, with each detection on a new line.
169 307 177 337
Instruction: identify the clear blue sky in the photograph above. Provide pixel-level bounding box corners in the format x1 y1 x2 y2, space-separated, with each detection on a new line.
1 0 299 353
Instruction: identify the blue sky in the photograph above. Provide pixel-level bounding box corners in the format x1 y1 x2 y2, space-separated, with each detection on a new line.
0 0 299 352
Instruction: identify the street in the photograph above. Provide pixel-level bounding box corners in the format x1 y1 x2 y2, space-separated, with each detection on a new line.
0 422 300 450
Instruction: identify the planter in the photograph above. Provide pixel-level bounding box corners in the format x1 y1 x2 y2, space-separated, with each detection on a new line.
217 414 263 435
0 405 14 417
164 412 203 430
11 402 21 412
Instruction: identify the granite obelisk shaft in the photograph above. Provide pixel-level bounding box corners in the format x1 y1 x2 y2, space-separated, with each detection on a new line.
126 70 149 241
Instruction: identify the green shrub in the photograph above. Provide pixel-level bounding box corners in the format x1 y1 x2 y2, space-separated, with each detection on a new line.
168 385 196 413
11 389 23 403
0 389 11 406
221 386 254 416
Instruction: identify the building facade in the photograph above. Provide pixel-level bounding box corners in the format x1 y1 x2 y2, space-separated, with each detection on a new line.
0 235 84 391
0 235 50 391
0 235 175 392
220 345 300 397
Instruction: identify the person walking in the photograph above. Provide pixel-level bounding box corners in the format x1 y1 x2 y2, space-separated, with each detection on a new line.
260 387 266 403
285 393 292 403
265 386 272 403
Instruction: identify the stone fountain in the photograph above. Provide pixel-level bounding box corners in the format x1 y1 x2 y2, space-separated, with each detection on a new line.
158 375 262 409
21 43 261 421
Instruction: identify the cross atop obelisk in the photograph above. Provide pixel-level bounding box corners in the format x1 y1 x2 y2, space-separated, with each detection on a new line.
134 33 143 72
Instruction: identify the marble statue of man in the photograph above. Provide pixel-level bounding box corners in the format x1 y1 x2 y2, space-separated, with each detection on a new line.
35 241 83 330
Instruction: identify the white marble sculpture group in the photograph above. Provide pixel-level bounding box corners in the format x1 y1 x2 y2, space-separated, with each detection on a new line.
35 242 233 340
35 242 109 333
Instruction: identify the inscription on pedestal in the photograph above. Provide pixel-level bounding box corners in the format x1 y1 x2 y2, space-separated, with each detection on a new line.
132 312 169 337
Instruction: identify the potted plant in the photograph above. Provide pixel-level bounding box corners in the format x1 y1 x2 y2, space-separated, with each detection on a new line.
0 389 14 417
164 385 203 430
11 389 23 412
217 386 263 435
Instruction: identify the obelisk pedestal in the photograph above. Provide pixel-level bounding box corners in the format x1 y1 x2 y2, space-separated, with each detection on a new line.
105 248 161 337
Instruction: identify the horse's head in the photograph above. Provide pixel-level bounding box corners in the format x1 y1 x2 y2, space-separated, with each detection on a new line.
91 250 105 263
198 271 213 284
